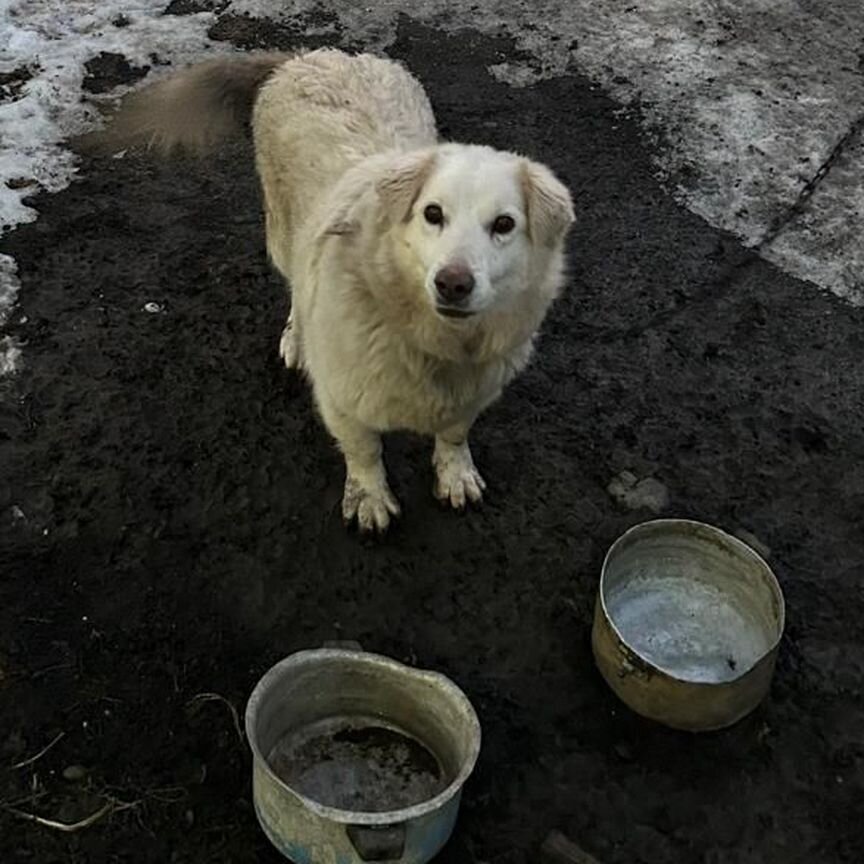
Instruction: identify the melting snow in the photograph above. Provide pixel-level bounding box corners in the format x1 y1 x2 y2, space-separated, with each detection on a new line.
0 0 229 373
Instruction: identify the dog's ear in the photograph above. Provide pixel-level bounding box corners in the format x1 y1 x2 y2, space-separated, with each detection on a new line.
520 160 574 247
376 150 437 222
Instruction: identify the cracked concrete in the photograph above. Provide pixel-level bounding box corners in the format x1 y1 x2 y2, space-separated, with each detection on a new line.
230 0 864 302
755 115 864 248
763 122 864 301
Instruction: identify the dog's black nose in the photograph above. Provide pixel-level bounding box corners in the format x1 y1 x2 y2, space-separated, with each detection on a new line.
434 264 475 305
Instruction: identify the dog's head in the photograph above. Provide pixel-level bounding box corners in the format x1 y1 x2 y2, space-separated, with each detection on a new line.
376 144 574 320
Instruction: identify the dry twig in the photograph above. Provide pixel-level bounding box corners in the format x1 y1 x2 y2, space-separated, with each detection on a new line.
2 797 139 833
10 732 65 770
186 692 245 743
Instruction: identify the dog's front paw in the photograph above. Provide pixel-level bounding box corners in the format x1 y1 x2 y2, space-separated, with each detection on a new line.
342 476 401 533
433 443 486 510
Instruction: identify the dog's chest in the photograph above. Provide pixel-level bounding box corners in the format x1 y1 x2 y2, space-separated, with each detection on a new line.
353 349 509 435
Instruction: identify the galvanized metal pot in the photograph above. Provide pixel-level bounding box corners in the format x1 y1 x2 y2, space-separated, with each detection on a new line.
245 648 481 863
592 519 785 732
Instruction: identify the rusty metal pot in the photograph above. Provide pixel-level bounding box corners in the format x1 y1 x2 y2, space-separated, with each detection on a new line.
592 519 785 731
245 647 480 863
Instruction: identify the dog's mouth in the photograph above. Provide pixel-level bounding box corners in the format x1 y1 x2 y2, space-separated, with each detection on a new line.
436 306 476 320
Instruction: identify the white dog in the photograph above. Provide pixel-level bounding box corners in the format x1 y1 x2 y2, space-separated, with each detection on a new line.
93 49 574 532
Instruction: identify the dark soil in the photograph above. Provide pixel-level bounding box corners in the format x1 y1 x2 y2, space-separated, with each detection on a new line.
0 66 35 103
82 53 150 95
2 14 863 864
207 9 344 52
164 0 231 15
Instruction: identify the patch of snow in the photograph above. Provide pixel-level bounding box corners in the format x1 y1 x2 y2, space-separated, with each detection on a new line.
0 0 230 372
0 252 18 371
0 333 21 374
0 251 16 321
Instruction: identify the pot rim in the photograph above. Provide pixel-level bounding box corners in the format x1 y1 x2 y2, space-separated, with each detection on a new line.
599 518 786 685
245 648 481 825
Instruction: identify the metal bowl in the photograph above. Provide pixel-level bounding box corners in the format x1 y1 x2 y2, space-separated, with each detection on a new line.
592 519 785 731
245 647 481 863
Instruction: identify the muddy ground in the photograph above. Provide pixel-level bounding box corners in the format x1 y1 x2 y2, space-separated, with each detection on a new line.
1 12 863 864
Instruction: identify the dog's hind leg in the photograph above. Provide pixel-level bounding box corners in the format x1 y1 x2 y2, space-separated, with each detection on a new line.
320 402 400 533
278 311 302 370
264 207 303 370
433 422 486 510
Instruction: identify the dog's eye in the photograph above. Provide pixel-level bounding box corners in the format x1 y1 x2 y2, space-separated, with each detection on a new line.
492 214 516 235
423 203 444 225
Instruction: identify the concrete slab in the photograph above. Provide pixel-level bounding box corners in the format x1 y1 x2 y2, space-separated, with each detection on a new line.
765 130 864 303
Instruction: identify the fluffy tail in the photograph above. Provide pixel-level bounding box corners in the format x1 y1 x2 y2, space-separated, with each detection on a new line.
80 52 289 156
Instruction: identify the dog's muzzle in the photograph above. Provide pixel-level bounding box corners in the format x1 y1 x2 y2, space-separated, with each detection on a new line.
436 305 476 319
434 263 476 318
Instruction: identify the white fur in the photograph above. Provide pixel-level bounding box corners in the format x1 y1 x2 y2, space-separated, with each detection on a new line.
251 49 574 531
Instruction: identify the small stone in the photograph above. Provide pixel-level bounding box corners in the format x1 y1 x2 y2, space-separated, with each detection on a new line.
611 469 638 490
184 809 195 826
143 302 163 314
62 764 88 781
607 472 669 513
6 177 36 190
614 742 635 761
734 528 771 560
541 829 603 864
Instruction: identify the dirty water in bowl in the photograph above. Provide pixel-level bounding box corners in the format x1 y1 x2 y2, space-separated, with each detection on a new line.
267 716 447 812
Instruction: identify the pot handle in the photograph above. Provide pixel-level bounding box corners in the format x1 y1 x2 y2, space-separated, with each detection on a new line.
326 639 402 861
346 823 406 861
